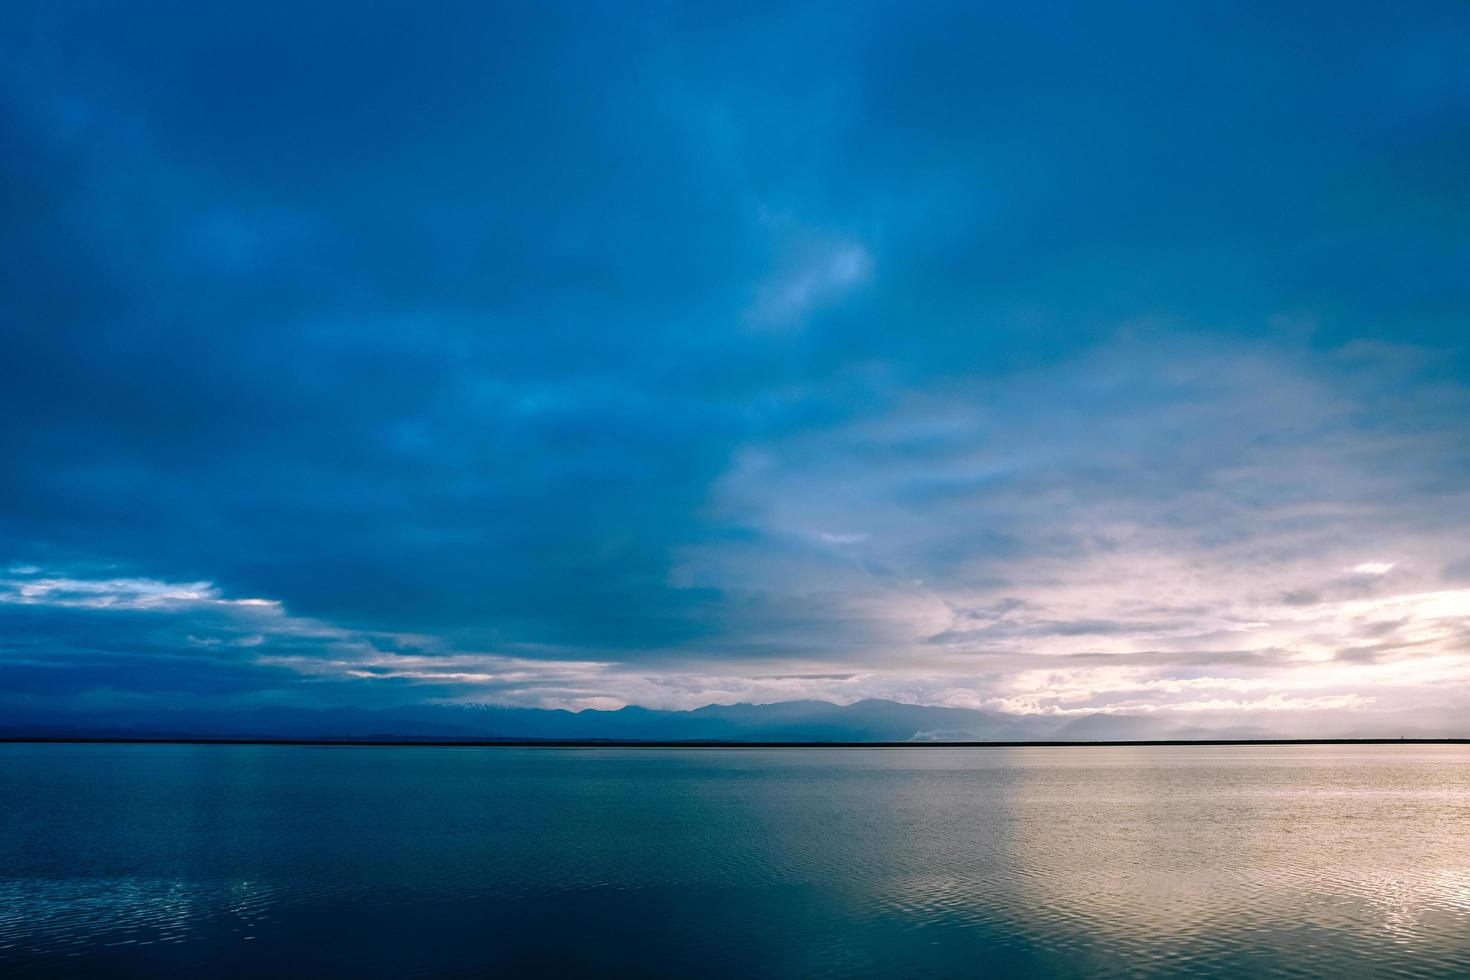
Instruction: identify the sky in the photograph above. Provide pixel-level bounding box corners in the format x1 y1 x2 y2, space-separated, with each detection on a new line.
2 1 1469 731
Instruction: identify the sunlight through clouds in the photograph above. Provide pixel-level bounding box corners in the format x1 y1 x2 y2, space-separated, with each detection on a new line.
0 0 1466 736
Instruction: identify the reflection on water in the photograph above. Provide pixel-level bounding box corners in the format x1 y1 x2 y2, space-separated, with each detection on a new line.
1 744 1467 977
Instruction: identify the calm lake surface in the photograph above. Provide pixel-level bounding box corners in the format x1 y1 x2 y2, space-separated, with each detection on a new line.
2 744 1468 978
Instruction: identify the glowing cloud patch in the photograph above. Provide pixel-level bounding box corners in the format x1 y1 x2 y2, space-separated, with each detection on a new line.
1352 562 1396 575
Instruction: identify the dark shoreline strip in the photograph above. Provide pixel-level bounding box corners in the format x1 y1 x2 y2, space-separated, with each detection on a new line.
0 737 1465 748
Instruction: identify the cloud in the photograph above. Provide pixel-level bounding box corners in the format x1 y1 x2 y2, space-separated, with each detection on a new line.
0 573 275 611
0 1 1467 730
748 237 873 326
818 531 869 545
3 558 1467 726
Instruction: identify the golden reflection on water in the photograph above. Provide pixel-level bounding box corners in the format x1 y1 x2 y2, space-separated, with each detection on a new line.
991 746 1470 953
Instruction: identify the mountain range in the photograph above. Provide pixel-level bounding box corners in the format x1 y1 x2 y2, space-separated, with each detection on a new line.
0 698 1305 742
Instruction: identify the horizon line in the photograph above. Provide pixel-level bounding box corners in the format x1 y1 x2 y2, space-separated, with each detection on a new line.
4 736 1467 749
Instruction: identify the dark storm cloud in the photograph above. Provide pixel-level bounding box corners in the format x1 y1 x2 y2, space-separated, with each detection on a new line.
1 1 1468 716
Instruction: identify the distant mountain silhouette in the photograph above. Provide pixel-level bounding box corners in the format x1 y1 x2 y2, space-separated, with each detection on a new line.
11 699 1463 741
0 698 1313 742
1050 712 1175 741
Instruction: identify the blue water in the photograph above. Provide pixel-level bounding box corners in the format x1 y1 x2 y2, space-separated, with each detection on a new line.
2 744 1468 977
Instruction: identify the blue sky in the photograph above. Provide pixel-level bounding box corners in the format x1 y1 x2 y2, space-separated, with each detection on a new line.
3 1 1469 728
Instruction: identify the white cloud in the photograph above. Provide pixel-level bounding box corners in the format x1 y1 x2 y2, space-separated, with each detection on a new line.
818 531 869 545
664 332 1470 720
1352 561 1396 575
0 574 278 611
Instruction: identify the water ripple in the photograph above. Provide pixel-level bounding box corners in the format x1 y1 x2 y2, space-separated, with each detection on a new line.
1 744 1467 977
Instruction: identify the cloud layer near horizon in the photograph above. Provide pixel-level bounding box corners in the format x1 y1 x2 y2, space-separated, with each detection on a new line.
3 1 1468 729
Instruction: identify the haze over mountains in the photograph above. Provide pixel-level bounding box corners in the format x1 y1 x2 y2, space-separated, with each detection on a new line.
5 698 1462 743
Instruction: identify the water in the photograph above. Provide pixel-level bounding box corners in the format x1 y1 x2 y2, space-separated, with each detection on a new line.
1 744 1467 977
